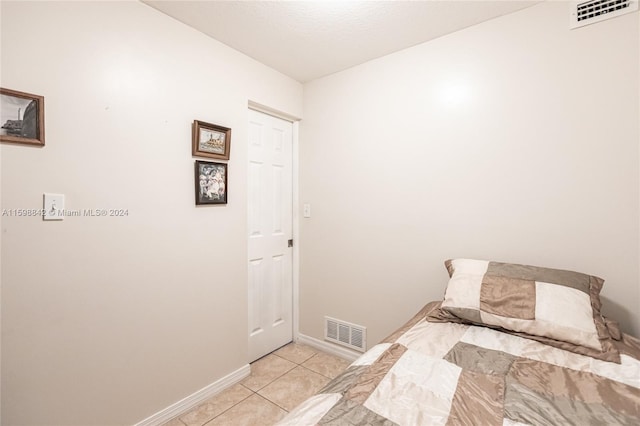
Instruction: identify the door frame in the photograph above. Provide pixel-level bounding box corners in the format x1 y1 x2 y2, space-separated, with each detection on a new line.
247 101 301 351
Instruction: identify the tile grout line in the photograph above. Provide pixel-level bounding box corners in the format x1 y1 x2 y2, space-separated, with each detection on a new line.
254 351 320 391
200 352 314 426
250 355 300 392
200 385 256 426
296 362 335 380
201 383 256 426
181 384 257 426
253 392 291 415
177 345 347 426
249 351 322 415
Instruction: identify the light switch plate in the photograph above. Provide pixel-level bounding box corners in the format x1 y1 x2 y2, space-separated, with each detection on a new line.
43 193 64 221
303 203 311 218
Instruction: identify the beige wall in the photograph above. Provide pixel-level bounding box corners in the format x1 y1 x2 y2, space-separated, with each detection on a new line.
299 1 640 347
0 1 302 425
2 1 639 424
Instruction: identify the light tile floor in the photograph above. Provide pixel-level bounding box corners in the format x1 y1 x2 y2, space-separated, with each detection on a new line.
163 343 351 426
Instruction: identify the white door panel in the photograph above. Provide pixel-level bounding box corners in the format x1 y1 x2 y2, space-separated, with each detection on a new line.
248 109 293 362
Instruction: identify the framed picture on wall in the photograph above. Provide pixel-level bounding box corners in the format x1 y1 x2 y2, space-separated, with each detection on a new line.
192 120 231 160
0 88 45 146
195 160 228 205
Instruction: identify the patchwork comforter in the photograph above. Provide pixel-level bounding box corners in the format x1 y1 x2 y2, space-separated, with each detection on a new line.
277 304 640 425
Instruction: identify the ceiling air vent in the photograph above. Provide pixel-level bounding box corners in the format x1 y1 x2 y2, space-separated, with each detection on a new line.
325 316 366 352
570 0 638 29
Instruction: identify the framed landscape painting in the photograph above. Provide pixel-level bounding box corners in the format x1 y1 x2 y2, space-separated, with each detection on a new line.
192 120 231 160
0 88 45 146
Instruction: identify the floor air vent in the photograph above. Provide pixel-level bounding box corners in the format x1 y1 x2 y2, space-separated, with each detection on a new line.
570 0 638 29
325 316 366 352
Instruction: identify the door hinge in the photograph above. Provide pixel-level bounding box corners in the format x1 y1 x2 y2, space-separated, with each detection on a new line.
288 239 293 247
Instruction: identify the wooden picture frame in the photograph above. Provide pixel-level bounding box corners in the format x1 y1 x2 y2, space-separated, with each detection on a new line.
195 160 228 205
0 88 45 146
192 120 231 160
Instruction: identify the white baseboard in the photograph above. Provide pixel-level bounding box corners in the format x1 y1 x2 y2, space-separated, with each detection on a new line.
135 364 251 426
296 333 361 362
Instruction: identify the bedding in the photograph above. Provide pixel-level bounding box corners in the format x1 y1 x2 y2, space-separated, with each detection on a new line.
277 302 640 425
441 259 612 354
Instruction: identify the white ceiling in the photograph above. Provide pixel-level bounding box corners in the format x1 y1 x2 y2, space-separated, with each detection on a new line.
144 1 540 83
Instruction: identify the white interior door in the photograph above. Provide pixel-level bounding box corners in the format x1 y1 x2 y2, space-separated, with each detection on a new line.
247 109 293 362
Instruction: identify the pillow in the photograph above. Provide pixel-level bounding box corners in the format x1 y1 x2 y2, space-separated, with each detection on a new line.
424 301 620 363
441 259 617 356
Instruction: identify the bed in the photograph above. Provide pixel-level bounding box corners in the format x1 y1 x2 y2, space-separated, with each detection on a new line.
277 259 640 425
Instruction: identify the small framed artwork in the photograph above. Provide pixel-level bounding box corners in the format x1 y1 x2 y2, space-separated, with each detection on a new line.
0 88 45 146
195 160 228 205
192 120 231 160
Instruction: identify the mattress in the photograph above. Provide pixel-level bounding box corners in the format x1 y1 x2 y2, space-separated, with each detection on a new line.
277 302 640 425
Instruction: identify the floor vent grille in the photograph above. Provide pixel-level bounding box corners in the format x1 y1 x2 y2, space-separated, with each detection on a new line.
570 0 638 29
325 316 366 352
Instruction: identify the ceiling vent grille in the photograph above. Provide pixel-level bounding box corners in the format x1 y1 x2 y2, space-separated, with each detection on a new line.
570 0 638 29
325 316 366 352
